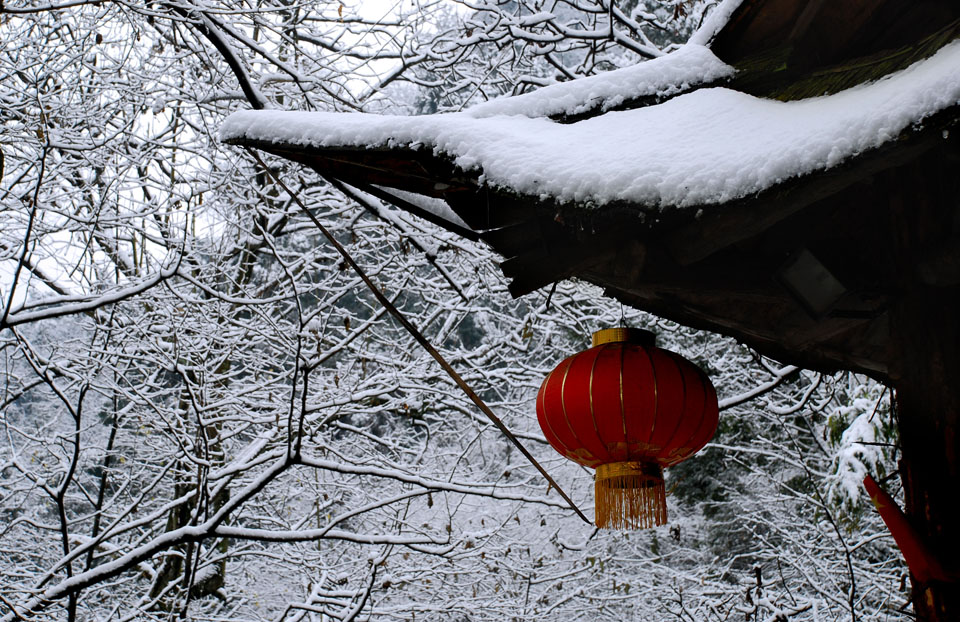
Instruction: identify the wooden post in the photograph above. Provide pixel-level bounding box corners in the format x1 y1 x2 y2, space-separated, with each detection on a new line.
894 292 960 622
888 149 960 619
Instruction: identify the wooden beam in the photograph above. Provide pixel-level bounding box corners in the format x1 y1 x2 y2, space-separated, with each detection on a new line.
602 283 892 378
443 188 539 231
884 152 960 622
351 184 481 242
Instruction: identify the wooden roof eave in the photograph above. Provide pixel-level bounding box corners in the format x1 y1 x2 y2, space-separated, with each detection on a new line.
221 10 960 383
666 103 960 266
228 99 958 316
576 120 960 383
226 137 487 239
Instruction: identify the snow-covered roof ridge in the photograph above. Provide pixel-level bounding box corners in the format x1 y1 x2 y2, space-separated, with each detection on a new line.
465 44 734 120
222 39 960 210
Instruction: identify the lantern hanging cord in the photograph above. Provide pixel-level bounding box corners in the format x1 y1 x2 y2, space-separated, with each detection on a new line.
246 148 590 525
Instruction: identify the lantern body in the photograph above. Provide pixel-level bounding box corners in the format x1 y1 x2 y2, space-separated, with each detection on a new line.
536 328 719 529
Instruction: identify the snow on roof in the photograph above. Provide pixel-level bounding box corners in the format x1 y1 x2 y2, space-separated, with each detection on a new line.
465 44 734 119
458 0 742 119
222 40 960 210
687 0 745 47
371 185 471 230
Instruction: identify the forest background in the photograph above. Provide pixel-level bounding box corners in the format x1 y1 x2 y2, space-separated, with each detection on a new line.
0 1 907 620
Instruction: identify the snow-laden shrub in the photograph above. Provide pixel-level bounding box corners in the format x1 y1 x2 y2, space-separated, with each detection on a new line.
824 380 897 516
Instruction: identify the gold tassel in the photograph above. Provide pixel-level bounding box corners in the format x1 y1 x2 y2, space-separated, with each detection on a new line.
594 461 666 530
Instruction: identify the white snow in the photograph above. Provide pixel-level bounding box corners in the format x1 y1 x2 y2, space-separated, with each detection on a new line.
828 397 887 509
371 185 470 230
222 40 960 210
687 0 745 47
465 44 734 119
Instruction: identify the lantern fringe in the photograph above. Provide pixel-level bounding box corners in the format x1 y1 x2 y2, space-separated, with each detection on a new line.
595 462 666 530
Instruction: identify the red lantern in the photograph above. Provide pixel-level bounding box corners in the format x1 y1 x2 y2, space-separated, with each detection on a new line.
536 328 719 529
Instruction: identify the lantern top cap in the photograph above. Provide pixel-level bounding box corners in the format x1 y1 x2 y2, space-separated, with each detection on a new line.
592 327 656 347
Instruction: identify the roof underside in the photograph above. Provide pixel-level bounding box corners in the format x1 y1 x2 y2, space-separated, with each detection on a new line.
223 0 960 383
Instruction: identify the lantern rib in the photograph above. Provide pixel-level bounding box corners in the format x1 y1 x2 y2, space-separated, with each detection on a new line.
686 369 719 454
675 365 715 461
644 346 660 447
618 345 628 447
683 366 712 456
587 346 611 463
558 358 583 461
658 352 689 462
540 366 578 460
669 374 701 461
